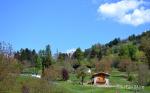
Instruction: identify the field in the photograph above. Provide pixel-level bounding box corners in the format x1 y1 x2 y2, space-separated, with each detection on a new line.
13 69 150 93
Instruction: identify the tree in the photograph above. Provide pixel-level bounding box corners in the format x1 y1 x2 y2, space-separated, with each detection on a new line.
0 45 22 92
76 66 87 85
95 57 112 73
39 45 52 77
128 44 138 61
128 34 136 41
45 45 52 68
140 36 150 69
35 55 42 70
84 48 91 58
90 44 102 60
118 59 131 72
38 49 46 75
57 52 68 62
119 43 138 61
0 41 13 57
106 38 120 47
126 62 137 81
14 48 38 67
72 48 84 61
72 59 80 71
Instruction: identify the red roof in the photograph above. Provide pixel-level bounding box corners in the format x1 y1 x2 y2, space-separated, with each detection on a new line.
92 72 110 77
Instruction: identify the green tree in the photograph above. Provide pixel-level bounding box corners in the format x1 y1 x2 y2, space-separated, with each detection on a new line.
140 36 150 68
119 43 138 61
45 45 52 68
76 66 87 85
128 44 138 61
35 55 42 70
73 48 84 61
39 45 52 76
90 44 102 60
57 52 68 62
106 38 120 47
38 50 46 75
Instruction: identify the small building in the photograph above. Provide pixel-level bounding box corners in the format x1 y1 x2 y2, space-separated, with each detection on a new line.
92 72 110 86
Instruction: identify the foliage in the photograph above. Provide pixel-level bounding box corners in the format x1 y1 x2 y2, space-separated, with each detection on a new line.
35 55 42 70
118 59 131 72
76 66 87 85
57 52 69 62
137 64 150 86
39 44 52 76
72 59 80 71
72 48 84 61
140 35 150 68
95 57 112 73
0 41 13 57
106 38 121 47
14 48 37 67
126 62 137 81
90 44 102 60
0 55 22 92
61 68 69 81
19 76 68 93
42 66 61 81
45 44 52 67
119 43 138 61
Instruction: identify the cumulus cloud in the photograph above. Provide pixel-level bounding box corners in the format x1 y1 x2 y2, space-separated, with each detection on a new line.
97 0 150 26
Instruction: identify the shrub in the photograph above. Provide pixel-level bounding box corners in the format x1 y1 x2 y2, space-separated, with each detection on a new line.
22 84 29 93
95 57 112 73
76 66 87 85
21 78 68 93
137 64 150 86
42 66 61 81
0 55 22 92
127 75 134 81
118 59 131 72
61 68 69 81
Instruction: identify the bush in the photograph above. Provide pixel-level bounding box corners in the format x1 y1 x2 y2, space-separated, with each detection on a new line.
118 59 131 72
21 78 68 93
137 64 150 86
95 57 112 73
127 75 134 81
61 68 69 81
0 55 22 92
42 66 61 81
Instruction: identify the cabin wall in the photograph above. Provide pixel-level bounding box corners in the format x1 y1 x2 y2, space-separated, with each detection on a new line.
93 76 109 86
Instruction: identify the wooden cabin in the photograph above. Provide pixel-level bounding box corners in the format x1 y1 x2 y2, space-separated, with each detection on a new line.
92 72 110 86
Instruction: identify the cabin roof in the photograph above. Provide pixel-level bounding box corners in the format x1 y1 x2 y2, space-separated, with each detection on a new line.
92 72 110 78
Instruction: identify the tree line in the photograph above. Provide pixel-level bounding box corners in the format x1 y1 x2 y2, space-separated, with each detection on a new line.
9 30 150 86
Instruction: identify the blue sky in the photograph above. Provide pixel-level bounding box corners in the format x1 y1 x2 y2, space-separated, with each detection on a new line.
0 0 150 53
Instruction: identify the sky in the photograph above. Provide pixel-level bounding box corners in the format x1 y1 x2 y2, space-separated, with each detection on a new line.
0 0 150 54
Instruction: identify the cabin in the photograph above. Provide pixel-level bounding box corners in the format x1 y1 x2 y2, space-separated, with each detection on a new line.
92 72 110 86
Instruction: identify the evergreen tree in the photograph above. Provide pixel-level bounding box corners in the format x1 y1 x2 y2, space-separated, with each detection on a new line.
45 45 52 68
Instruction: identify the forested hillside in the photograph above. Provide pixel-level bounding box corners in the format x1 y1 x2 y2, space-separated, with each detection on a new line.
0 30 150 93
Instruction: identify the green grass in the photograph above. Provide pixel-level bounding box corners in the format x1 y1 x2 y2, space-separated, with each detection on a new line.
109 69 131 85
22 67 41 74
143 86 150 93
2 68 150 93
55 68 149 93
57 81 133 93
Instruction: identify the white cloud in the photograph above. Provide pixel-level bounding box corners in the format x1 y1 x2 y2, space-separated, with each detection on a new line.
66 48 76 54
97 0 150 26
